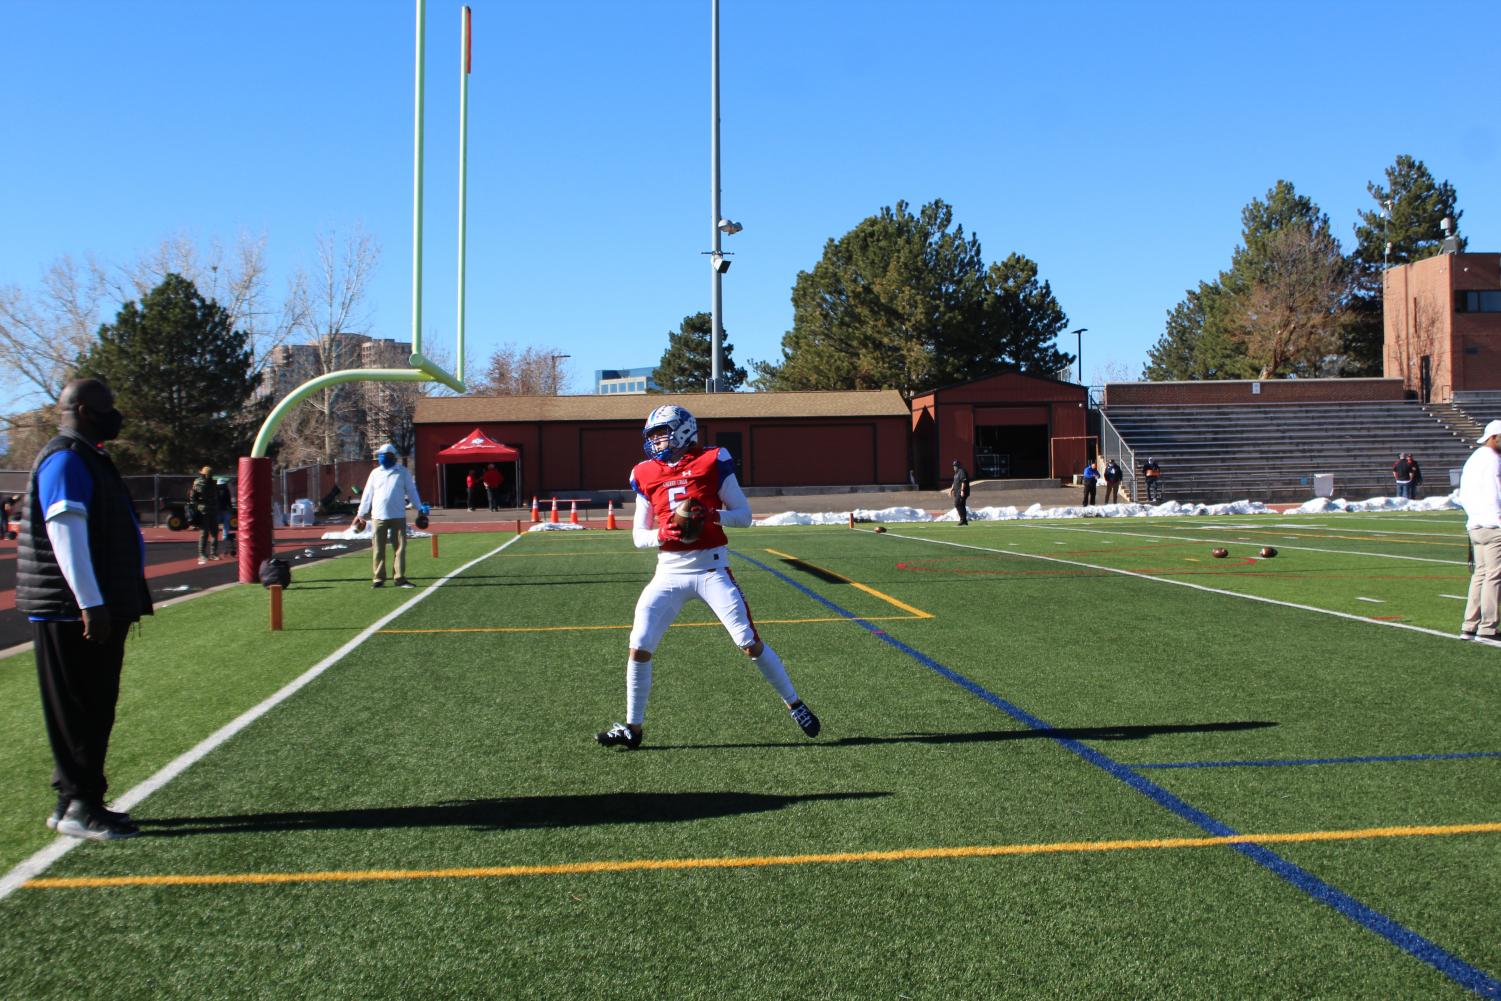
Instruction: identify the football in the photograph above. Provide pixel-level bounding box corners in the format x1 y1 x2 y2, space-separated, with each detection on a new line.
874 525 887 533
1259 546 1277 558
1211 547 1229 558
670 497 706 543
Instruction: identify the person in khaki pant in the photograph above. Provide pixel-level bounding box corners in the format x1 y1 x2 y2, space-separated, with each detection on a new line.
353 443 425 589
1457 420 1501 642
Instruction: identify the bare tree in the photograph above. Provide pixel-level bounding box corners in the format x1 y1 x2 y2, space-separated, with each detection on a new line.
274 227 382 463
0 256 107 407
473 344 571 395
1225 223 1351 379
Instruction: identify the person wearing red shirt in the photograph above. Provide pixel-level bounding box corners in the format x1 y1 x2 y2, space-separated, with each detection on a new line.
481 463 503 512
595 404 820 750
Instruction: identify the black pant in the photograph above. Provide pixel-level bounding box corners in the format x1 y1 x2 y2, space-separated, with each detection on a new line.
33 619 129 804
485 486 500 511
467 486 482 510
955 497 968 525
1082 480 1097 506
1103 481 1120 504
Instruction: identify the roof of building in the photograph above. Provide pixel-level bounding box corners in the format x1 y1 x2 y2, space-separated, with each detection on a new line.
415 390 911 424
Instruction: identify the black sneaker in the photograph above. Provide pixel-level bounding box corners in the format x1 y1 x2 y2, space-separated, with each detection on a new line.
372 580 385 588
789 701 821 738
45 794 70 831
56 800 139 841
596 723 642 750
395 578 416 589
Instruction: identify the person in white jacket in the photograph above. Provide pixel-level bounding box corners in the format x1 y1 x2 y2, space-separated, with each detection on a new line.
353 443 425 588
1458 420 1501 641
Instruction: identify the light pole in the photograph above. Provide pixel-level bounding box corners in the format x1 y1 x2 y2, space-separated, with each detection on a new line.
550 353 570 395
706 0 742 392
1072 328 1088 384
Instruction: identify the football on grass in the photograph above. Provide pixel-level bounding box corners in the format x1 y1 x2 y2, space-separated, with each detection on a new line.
670 497 706 542
1211 547 1229 558
1260 546 1277 558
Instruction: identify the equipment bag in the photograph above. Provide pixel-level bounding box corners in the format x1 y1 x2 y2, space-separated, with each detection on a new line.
259 557 292 589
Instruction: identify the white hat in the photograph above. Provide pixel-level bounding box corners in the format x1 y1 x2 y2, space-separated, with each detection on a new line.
375 442 398 456
1478 421 1501 443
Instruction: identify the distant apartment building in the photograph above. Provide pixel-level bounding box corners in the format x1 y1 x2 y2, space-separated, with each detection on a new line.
594 367 658 395
1384 251 1501 402
261 334 414 459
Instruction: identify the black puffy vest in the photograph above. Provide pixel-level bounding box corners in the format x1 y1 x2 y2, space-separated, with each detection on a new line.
16 431 153 622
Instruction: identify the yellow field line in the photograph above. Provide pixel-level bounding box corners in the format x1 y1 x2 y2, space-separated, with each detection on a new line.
763 548 933 619
380 615 922 635
26 821 1501 891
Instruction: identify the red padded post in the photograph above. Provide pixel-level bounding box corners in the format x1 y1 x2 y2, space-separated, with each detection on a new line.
238 456 273 584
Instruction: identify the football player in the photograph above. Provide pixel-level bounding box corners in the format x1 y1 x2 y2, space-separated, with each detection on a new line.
596 404 820 750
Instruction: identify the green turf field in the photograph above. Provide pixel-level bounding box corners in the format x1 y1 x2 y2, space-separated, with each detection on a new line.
1 511 1498 1000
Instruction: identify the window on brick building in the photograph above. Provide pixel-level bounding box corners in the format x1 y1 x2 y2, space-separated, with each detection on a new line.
1455 290 1501 313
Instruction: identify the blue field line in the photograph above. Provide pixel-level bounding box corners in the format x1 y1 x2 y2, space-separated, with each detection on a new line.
1134 751 1501 770
732 549 1501 999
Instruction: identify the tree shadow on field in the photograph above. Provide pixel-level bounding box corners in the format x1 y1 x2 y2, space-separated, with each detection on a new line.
648 720 1277 752
137 790 889 838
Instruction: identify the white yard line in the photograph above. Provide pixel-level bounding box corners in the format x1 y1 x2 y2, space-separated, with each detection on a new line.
1025 524 1467 567
1356 597 1385 603
878 531 1465 645
0 535 524 902
1440 594 1467 600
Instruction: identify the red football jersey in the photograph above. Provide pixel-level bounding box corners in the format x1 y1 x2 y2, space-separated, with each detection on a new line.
630 447 734 552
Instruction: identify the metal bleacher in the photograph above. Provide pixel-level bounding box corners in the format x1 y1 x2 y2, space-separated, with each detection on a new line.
1100 400 1475 504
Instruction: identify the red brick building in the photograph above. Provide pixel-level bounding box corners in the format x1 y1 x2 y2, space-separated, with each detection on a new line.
1384 252 1501 402
909 370 1088 485
413 391 911 505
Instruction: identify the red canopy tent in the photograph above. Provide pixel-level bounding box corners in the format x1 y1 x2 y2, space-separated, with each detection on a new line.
434 428 521 508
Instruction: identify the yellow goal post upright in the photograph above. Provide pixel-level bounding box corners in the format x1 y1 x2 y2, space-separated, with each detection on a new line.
238 0 471 583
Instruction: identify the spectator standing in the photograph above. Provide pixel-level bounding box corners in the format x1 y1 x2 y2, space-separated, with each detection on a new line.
18 378 152 840
1081 461 1099 506
189 465 220 563
1392 453 1414 500
1102 459 1123 504
1457 421 1501 641
950 460 971 526
1143 457 1163 502
215 477 234 554
1408 453 1423 501
482 463 504 512
465 467 482 511
354 443 425 589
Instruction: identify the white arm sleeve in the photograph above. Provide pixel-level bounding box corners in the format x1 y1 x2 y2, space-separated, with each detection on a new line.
632 494 660 549
717 473 753 528
45 510 104 609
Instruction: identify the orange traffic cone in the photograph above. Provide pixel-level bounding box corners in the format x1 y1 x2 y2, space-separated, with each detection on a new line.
569 499 579 524
606 499 617 530
549 497 559 524
530 496 540 523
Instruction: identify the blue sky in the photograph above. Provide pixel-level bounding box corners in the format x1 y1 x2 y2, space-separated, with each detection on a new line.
2 0 1497 405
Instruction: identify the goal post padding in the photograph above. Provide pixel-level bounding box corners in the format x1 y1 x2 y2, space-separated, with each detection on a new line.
237 456 274 585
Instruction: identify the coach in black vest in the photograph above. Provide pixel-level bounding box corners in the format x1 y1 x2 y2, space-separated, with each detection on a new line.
18 378 152 841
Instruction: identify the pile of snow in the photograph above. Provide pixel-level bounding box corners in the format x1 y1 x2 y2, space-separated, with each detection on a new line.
529 522 588 532
755 492 1459 526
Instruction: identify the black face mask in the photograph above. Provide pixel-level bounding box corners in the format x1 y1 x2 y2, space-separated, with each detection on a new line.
89 407 124 443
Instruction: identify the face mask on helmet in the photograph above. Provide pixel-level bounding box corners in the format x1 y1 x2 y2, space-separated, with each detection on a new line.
642 405 697 462
378 451 396 469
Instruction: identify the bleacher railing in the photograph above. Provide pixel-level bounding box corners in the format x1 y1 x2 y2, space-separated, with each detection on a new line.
1099 411 1138 501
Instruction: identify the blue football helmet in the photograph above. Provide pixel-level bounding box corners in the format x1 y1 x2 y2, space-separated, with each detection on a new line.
643 404 698 462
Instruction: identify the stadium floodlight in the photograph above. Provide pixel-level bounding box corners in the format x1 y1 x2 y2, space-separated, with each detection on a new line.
717 218 742 235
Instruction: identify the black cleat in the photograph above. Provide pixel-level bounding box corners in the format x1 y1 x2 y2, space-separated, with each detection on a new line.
55 800 139 841
789 701 821 738
595 723 642 750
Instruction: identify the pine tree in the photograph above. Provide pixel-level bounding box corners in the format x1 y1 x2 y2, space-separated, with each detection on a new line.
651 313 746 393
77 273 260 473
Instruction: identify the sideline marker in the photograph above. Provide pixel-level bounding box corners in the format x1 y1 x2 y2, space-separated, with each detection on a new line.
269 585 283 631
569 499 579 524
848 512 855 529
606 499 617 530
549 498 559 524
431 532 439 558
530 496 540 523
515 518 522 536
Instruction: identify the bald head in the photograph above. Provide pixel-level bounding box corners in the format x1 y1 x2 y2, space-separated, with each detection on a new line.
58 378 121 442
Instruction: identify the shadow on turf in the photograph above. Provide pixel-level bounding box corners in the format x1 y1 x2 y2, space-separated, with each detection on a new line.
135 790 890 837
645 720 1277 752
